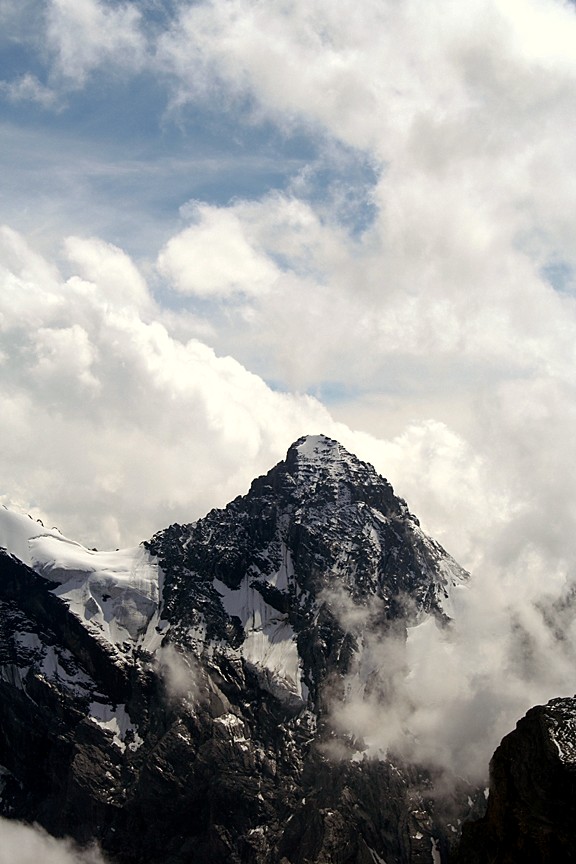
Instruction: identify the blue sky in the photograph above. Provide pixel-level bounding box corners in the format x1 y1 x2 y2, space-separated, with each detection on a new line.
0 2 376 262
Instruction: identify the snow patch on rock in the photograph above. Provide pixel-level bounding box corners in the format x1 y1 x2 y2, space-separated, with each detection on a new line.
88 701 143 752
214 576 305 701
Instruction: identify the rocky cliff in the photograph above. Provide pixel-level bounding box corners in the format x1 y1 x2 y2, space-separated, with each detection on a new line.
0 434 478 863
457 696 576 864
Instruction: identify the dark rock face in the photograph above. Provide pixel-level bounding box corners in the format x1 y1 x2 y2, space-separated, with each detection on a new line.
456 696 576 864
147 436 465 690
0 435 475 863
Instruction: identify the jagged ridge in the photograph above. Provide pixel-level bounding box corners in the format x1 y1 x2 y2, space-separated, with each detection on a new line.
0 434 475 864
147 434 467 707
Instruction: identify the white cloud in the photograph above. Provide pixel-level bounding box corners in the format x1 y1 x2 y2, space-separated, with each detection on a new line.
156 0 576 338
159 0 558 153
157 202 281 298
0 227 344 548
46 0 146 86
151 3 576 576
325 536 576 781
0 817 106 864
0 74 58 108
156 644 202 705
63 235 152 311
33 324 100 394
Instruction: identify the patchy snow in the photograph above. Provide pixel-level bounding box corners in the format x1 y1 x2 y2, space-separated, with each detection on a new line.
40 644 94 693
214 576 305 700
0 505 162 651
550 721 576 765
0 628 97 703
295 434 340 461
213 713 248 742
13 631 43 653
293 435 353 484
88 701 143 752
406 521 469 618
293 435 390 502
12 632 94 694
431 837 441 863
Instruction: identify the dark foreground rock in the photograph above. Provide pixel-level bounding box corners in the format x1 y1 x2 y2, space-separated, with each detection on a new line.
456 696 576 864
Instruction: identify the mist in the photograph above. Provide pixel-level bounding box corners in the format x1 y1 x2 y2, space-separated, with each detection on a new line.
0 817 107 864
326 546 576 782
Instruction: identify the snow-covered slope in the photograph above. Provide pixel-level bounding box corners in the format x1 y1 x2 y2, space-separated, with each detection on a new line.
0 506 161 652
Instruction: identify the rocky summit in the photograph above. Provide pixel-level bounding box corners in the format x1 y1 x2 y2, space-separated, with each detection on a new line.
0 435 481 863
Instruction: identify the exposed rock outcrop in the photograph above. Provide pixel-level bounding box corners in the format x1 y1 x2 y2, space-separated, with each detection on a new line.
456 696 576 864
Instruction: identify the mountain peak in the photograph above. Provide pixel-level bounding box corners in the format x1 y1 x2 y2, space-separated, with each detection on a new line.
285 433 371 479
274 434 407 520
291 433 343 459
0 440 471 864
285 434 353 479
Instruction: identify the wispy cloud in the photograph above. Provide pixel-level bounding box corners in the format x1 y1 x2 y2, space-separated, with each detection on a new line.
45 0 147 87
0 74 58 108
156 643 202 705
324 546 576 781
0 816 107 864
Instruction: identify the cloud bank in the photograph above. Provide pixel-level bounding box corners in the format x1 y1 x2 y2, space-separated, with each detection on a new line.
0 225 342 548
326 553 576 781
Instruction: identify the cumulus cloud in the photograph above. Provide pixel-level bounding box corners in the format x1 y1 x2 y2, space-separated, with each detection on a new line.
153 0 576 385
46 0 146 86
157 201 281 298
63 235 152 311
0 226 347 548
148 1 576 592
0 817 107 864
1 221 496 556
